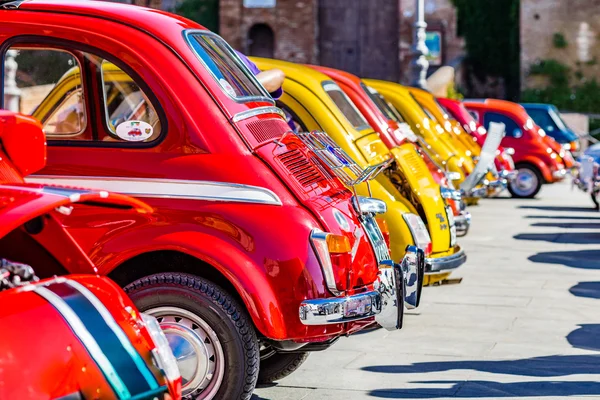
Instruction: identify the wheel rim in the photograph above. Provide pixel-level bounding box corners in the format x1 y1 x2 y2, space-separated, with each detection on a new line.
511 168 538 197
145 307 225 400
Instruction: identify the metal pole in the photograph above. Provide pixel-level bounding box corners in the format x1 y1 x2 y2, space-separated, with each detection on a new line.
4 49 21 112
410 0 429 89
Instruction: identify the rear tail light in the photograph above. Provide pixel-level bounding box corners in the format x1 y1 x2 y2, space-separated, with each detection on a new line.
375 217 390 249
402 213 432 256
310 229 351 294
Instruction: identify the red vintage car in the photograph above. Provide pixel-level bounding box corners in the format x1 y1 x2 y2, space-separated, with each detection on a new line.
1 2 421 398
464 99 572 198
309 65 470 237
437 97 517 182
0 111 181 400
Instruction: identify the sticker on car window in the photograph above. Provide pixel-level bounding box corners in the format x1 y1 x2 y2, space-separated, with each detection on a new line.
219 78 237 98
115 120 153 142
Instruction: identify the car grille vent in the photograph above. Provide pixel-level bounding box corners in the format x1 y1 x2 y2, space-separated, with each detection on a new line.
246 119 287 144
278 149 324 187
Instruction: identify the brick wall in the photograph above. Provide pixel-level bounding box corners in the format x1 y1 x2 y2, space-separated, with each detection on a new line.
220 0 318 63
521 0 600 89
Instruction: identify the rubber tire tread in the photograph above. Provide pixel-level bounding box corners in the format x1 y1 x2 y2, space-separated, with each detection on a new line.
124 272 259 400
257 352 309 384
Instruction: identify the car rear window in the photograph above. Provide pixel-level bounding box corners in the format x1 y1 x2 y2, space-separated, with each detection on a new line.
186 31 270 101
361 83 406 123
322 81 370 130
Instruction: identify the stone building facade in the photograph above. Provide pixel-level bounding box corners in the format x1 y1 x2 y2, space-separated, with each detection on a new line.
220 0 319 64
521 0 600 89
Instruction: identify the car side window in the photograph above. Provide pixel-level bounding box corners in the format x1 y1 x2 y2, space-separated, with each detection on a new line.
483 112 521 138
4 46 163 144
99 60 162 143
3 48 89 139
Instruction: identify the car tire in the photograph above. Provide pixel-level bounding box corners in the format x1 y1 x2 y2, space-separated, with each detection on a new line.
124 273 259 400
257 352 309 384
508 165 543 198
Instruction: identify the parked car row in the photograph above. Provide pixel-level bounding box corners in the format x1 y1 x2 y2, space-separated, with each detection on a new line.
0 1 579 399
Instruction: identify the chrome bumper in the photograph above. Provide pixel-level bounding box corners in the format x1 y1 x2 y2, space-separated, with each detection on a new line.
487 178 507 190
299 246 425 331
499 169 518 182
425 248 467 274
455 211 471 237
462 186 487 198
553 169 567 180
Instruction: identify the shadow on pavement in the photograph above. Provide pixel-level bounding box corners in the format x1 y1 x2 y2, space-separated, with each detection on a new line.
518 205 597 212
514 232 600 245
525 215 600 220
362 354 600 377
531 222 600 229
567 324 600 352
368 381 600 398
569 282 600 299
528 250 600 269
364 355 600 397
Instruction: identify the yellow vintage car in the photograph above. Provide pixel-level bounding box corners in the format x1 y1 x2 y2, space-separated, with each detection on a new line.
365 79 488 200
252 57 467 284
408 87 505 196
408 87 481 158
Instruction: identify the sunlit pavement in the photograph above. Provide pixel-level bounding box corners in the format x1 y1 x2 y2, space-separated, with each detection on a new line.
253 179 600 399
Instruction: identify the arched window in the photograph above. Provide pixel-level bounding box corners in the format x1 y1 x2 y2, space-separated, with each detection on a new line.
248 23 275 58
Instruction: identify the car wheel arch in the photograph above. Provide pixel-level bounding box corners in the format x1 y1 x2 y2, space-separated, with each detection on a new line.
107 249 281 338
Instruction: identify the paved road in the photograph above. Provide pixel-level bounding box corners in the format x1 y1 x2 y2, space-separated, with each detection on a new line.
253 180 600 399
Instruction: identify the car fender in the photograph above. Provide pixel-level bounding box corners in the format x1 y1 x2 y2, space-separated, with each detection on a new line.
102 230 289 339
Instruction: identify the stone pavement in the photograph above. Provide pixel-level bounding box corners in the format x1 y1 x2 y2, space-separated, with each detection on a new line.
253 180 600 399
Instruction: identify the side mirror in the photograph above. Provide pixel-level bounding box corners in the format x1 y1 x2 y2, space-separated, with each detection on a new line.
0 111 47 177
512 128 523 138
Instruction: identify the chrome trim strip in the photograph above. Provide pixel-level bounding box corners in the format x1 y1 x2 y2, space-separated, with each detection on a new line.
65 280 159 390
232 106 286 123
33 286 131 399
27 176 282 206
425 248 467 273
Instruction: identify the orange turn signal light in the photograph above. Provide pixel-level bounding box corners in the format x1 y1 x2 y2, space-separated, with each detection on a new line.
375 217 389 235
325 234 352 254
376 217 391 248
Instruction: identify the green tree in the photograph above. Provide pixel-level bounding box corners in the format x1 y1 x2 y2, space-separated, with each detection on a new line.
452 0 520 100
174 0 219 32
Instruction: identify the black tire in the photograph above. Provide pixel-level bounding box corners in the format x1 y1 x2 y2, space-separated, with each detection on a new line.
591 193 599 210
508 165 543 198
257 352 309 384
124 273 259 400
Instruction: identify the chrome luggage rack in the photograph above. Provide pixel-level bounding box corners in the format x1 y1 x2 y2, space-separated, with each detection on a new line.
294 130 392 191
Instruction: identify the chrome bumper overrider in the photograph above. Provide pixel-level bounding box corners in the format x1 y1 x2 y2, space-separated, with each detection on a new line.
299 246 425 331
553 169 567 180
455 211 471 237
425 248 467 274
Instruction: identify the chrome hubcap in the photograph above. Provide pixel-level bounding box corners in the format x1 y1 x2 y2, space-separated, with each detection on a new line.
512 168 538 196
146 307 225 400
